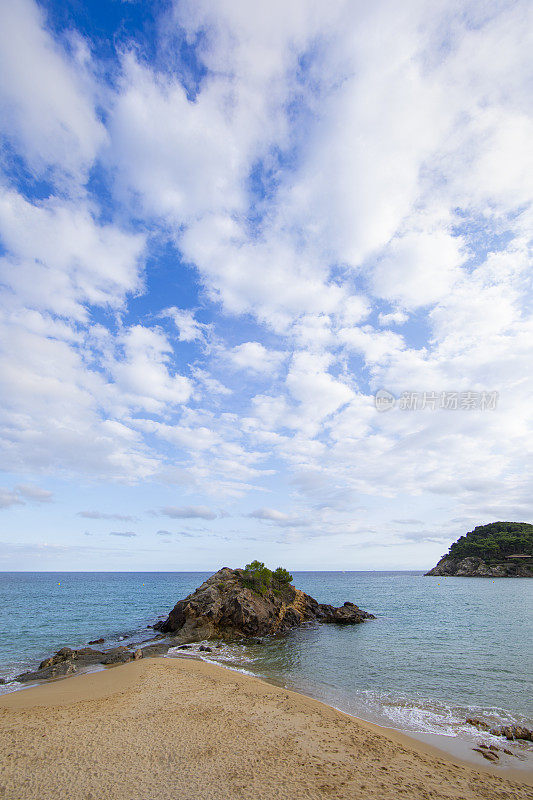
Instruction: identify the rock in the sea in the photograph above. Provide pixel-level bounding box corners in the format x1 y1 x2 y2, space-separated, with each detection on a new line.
15 646 106 683
88 637 105 645
154 567 374 640
466 717 489 731
466 719 533 741
15 659 78 683
492 725 533 741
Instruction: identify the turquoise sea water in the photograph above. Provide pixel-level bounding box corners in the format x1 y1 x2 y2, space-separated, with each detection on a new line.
1 571 531 745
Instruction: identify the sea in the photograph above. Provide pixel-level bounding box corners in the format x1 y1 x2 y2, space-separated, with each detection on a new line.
1 571 532 759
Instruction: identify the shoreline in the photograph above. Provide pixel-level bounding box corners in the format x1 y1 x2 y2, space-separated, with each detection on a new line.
180 650 533 774
3 643 533 778
0 657 531 799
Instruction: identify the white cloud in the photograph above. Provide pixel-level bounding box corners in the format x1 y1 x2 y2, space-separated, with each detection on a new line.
225 341 285 374
286 351 354 432
247 508 307 527
0 0 105 183
0 489 25 509
378 310 409 327
1 0 532 567
106 325 193 413
0 312 160 480
372 230 465 310
0 190 145 321
109 531 137 537
338 326 406 365
160 505 218 520
77 511 136 521
162 307 210 343
15 484 52 502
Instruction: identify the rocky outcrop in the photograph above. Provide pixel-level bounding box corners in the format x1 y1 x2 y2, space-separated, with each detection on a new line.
426 556 533 577
8 568 373 685
466 718 533 741
154 567 374 639
13 644 144 683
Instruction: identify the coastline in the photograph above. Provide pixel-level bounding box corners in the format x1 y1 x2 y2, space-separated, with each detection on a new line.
0 657 531 800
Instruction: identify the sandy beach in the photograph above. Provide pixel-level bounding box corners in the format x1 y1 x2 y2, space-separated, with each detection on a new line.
0 658 531 800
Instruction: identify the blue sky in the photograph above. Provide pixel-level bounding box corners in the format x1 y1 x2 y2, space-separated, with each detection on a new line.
0 0 532 570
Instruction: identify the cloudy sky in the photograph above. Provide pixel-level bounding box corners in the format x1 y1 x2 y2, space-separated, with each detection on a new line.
0 0 531 571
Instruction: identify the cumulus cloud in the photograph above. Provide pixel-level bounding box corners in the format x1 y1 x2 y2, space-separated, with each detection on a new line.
162 307 210 343
106 325 193 413
225 342 286 374
378 310 409 327
0 190 145 321
0 0 106 184
1 0 532 566
372 230 465 310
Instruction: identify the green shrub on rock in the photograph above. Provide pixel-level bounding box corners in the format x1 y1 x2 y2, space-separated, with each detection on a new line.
242 561 294 594
243 560 273 594
272 567 293 585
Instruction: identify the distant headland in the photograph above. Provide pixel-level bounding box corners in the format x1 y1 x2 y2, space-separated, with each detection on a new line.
426 522 533 577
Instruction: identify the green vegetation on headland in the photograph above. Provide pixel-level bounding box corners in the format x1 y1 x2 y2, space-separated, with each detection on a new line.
242 560 293 595
447 521 533 561
426 522 533 577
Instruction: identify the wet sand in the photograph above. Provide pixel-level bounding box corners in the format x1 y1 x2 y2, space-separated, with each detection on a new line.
0 657 531 800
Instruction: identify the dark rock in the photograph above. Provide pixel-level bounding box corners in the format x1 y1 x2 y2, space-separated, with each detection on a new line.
488 724 533 741
14 645 107 683
468 718 533 742
140 643 170 658
466 717 490 732
177 644 192 650
39 647 75 670
154 567 374 640
88 637 105 645
16 660 77 683
316 601 374 625
426 555 532 577
198 645 212 652
473 748 499 761
101 646 134 665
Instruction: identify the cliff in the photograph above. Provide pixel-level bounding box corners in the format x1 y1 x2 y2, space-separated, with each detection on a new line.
426 522 533 577
154 566 374 638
